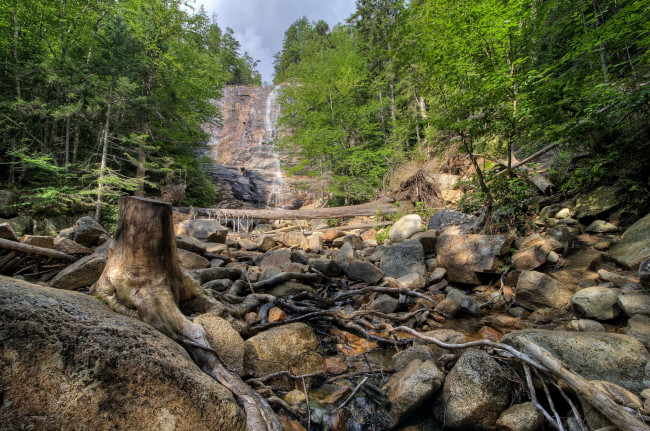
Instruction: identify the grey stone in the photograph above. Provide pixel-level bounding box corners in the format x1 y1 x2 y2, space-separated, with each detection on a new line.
586 220 619 233
639 257 650 289
388 214 422 242
547 224 572 254
49 254 107 290
332 234 364 250
53 237 93 255
515 270 574 310
380 240 426 279
369 294 399 314
447 288 483 316
267 282 317 297
618 293 650 317
397 272 426 290
555 208 571 219
176 219 228 242
337 242 356 261
434 298 461 318
495 402 544 431
429 267 447 284
260 249 293 271
194 314 245 375
435 234 511 284
259 236 277 252
574 185 623 219
306 233 322 253
342 261 383 284
383 359 444 428
567 319 605 332
502 329 650 392
434 349 511 430
392 345 435 372
73 216 108 248
187 267 242 284
411 229 437 253
176 235 207 254
309 258 342 277
427 209 484 234
609 213 650 269
417 329 467 362
571 286 621 320
0 277 245 431
626 314 650 350
0 215 33 236
280 230 309 250
178 248 210 270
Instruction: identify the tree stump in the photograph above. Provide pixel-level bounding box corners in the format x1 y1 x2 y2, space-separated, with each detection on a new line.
91 196 282 431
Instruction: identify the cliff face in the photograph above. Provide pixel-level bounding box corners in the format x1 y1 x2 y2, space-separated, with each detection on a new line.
205 86 303 208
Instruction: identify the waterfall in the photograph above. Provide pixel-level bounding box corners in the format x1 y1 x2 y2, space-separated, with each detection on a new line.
263 86 286 208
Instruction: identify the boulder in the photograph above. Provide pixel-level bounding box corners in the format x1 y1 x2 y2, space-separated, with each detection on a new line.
337 242 356 261
237 238 259 251
0 190 19 218
0 215 33 236
574 185 622 219
388 214 422 242
626 314 650 350
0 277 245 431
0 222 19 241
427 209 484 234
309 258 342 277
53 237 93 255
446 288 483 316
369 294 399 314
434 298 461 318
397 272 426 290
342 261 383 284
49 254 107 290
307 233 322 253
73 216 108 248
586 220 618 233
244 323 323 388
609 213 650 269
260 249 294 272
380 240 426 279
392 345 435 372
193 314 245 375
259 236 277 252
511 243 551 271
280 230 309 250
178 248 210 270
434 349 511 430
176 219 228 242
411 229 437 253
571 286 621 320
502 329 650 392
176 235 207 254
20 235 55 249
617 293 650 317
515 270 574 310
495 402 544 431
383 359 444 428
435 234 511 284
547 224 572 254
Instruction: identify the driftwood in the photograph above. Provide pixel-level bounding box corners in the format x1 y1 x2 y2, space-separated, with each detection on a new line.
0 238 76 262
175 198 397 221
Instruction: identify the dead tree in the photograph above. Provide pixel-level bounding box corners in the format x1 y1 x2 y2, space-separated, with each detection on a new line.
91 196 282 431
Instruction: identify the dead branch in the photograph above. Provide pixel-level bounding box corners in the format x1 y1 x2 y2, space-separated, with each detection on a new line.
0 238 77 262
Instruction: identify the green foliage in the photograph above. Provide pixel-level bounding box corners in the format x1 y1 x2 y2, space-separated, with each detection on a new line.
375 229 390 243
326 218 340 228
413 201 437 224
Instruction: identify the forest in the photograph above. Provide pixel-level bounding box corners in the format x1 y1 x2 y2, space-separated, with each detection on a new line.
273 0 649 214
0 0 260 223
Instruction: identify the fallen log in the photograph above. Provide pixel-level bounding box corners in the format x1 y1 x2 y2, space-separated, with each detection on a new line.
175 198 397 221
0 238 76 262
481 155 555 195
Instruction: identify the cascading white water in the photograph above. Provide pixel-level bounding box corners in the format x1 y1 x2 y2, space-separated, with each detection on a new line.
263 86 286 208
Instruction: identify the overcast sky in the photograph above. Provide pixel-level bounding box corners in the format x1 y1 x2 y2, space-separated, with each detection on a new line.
202 0 357 83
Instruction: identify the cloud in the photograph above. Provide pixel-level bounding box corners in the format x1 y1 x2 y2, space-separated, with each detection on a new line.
203 0 357 83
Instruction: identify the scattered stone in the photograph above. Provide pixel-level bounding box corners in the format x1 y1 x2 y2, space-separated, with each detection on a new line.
547 224 572 254
434 349 511 430
411 229 437 253
567 319 605 332
639 257 650 289
176 234 207 254
176 219 228 242
446 288 483 316
429 267 447 284
281 230 309 250
52 237 92 255
244 323 324 388
586 220 618 233
267 282 317 298
571 285 621 320
332 234 364 250
307 233 323 253
342 261 383 284
545 250 560 264
617 293 650 317
393 345 435 372
495 402 544 431
0 222 19 241
57 226 75 240
323 357 348 375
479 326 502 342
389 214 422 243
515 270 574 310
72 216 108 248
284 390 307 406
626 314 650 350
322 230 345 243
322 385 352 405
194 314 245 374
427 209 484 234
309 258 342 277
609 212 650 269
383 359 444 428
21 235 55 249
260 249 293 272
244 312 262 325
555 208 571 219
206 242 230 255
594 238 614 251
178 248 210 270
188 267 242 284
268 307 287 323
503 329 650 392
369 294 399 314
397 272 426 290
540 204 564 218
574 185 622 219
418 329 467 363
434 298 461 318
49 254 107 290
0 277 245 431
361 229 378 242
528 308 555 324
511 243 551 271
337 242 356 261
237 238 259 251
436 234 512 284
380 240 426 279
259 236 277 252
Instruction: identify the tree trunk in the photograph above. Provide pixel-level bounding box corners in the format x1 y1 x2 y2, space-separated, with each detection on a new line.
95 80 113 222
91 196 282 431
135 147 146 197
64 116 70 172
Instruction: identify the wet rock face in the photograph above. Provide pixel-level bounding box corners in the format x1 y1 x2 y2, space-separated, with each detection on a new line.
0 276 245 431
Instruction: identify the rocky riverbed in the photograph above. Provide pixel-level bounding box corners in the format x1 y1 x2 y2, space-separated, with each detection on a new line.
1 198 650 431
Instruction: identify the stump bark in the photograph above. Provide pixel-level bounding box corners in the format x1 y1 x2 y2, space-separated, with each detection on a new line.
91 196 282 431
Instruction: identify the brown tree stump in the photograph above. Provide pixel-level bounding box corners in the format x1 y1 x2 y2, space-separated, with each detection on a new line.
91 196 282 431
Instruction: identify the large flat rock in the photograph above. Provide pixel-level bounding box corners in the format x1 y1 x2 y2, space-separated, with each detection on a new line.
0 276 245 431
609 213 650 269
436 234 511 284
